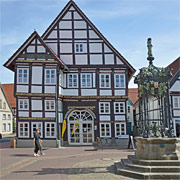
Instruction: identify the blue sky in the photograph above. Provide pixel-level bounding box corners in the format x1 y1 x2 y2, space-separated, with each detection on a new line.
0 0 179 87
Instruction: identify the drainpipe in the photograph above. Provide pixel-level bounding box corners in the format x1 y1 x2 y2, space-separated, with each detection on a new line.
56 68 61 148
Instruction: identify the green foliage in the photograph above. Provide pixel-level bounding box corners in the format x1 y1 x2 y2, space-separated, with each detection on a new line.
13 120 16 129
135 65 171 98
149 122 162 137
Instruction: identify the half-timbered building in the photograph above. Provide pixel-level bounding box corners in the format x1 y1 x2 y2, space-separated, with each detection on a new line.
4 0 135 147
168 57 180 137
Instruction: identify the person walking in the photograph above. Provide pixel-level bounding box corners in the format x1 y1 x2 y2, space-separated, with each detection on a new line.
33 129 40 157
38 132 45 156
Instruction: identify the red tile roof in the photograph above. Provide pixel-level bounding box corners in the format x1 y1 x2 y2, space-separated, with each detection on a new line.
128 88 138 105
167 57 180 76
1 84 16 108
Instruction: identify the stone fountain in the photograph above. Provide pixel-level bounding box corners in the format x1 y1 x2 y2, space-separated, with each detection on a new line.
114 39 180 179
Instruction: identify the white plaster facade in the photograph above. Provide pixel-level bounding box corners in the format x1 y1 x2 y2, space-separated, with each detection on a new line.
0 86 13 135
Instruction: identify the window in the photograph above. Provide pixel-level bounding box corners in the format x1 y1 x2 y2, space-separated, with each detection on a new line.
99 102 110 114
3 114 6 120
3 123 6 132
18 122 29 138
114 102 125 114
115 74 125 88
45 69 56 84
100 123 111 137
173 97 180 108
45 100 55 111
68 74 78 88
128 106 131 113
7 123 11 131
3 102 6 109
100 74 110 88
0 100 2 109
19 99 29 110
81 74 92 88
31 122 43 138
75 44 83 52
45 122 56 138
8 114 11 120
115 123 126 137
17 68 28 84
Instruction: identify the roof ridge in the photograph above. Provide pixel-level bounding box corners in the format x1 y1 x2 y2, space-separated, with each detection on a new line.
4 30 68 71
167 56 180 68
41 0 135 77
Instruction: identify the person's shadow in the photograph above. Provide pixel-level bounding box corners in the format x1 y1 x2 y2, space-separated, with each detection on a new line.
10 154 34 157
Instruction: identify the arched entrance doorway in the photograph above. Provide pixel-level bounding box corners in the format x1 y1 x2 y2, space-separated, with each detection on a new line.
68 110 94 145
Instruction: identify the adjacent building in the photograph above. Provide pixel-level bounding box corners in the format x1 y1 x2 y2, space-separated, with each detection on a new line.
168 57 180 137
1 84 16 132
127 88 138 135
4 0 135 147
0 85 13 135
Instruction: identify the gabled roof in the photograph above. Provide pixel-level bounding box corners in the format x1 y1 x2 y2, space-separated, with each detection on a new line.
128 88 139 105
1 84 16 109
4 31 68 71
42 0 135 79
166 56 180 88
167 56 180 76
0 84 13 114
170 69 180 88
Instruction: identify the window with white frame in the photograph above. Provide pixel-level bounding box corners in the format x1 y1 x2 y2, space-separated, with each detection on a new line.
0 100 2 109
115 74 125 88
45 100 55 111
7 123 11 131
75 44 83 52
115 123 126 137
19 122 29 138
3 123 6 132
31 122 43 138
99 102 110 114
68 74 78 88
173 96 180 108
45 69 56 84
2 114 6 120
8 114 11 120
17 68 28 84
100 123 111 137
114 102 125 114
3 102 6 109
19 99 29 110
81 74 92 88
45 122 56 138
100 74 110 88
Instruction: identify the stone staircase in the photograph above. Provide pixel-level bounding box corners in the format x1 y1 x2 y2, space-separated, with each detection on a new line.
114 155 180 179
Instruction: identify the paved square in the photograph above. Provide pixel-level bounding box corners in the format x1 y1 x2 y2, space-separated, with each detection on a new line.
0 146 134 180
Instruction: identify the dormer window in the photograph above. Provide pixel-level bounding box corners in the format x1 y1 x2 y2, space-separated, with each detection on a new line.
75 44 83 52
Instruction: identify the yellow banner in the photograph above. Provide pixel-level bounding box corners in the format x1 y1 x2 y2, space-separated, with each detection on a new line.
72 123 79 136
61 120 66 138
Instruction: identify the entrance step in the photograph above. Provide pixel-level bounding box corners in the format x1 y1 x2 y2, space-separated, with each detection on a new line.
128 155 180 166
121 158 180 173
114 162 180 179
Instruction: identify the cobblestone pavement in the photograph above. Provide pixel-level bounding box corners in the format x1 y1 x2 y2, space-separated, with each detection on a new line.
0 147 134 180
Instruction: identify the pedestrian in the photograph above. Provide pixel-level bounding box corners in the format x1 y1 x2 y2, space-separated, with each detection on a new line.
33 129 40 157
38 132 45 156
163 128 170 137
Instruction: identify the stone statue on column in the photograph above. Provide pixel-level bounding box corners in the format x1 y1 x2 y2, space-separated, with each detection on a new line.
147 38 154 64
